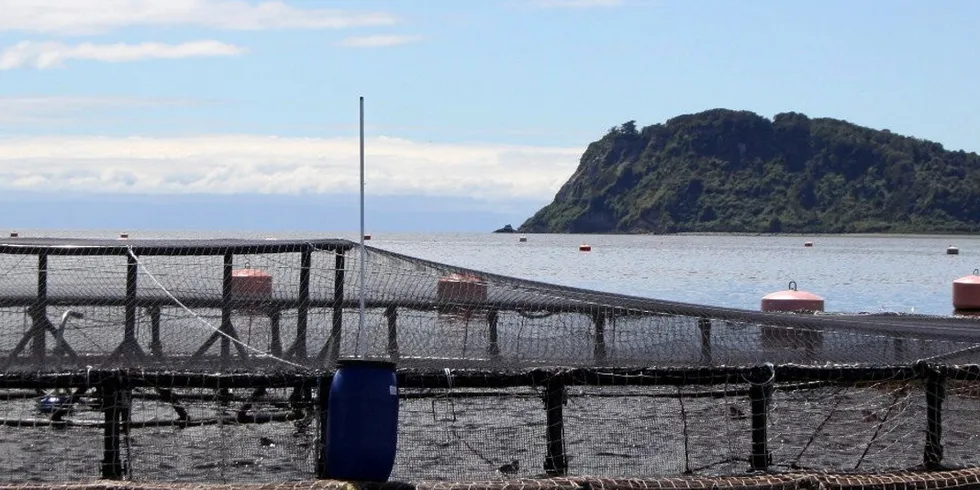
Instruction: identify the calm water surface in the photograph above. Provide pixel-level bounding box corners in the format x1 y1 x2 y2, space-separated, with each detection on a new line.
10 229 979 317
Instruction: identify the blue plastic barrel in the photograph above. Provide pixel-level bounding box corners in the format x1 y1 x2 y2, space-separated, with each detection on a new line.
323 359 399 481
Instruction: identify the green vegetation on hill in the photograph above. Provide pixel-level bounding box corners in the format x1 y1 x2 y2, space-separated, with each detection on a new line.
519 109 980 234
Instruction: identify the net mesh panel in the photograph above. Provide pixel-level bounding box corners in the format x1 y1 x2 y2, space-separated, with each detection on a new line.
0 237 980 484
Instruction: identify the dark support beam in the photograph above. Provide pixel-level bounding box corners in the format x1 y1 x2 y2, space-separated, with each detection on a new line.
698 317 712 365
543 375 567 476
105 253 147 364
385 306 399 361
924 368 946 469
329 251 346 365
123 253 139 350
592 311 606 365
294 248 312 359
269 309 283 358
101 377 125 479
315 376 330 479
148 306 162 357
221 252 234 363
487 309 500 362
749 376 774 472
32 252 48 364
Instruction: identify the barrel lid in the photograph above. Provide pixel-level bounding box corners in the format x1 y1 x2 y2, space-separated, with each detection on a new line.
336 358 397 370
954 269 980 284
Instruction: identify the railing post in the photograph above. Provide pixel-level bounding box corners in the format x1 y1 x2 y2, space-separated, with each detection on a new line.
32 252 48 364
487 309 500 362
385 306 400 361
698 317 712 365
315 375 330 479
748 366 774 472
592 311 606 365
269 309 283 357
101 375 126 479
543 373 568 476
924 365 946 469
148 306 163 357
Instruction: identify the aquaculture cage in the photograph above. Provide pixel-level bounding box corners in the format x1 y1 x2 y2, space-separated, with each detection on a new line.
2 236 980 489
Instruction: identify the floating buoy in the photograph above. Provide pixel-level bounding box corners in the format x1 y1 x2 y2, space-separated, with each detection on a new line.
518 235 527 243
804 241 813 247
947 246 959 255
119 233 129 239
953 269 980 311
9 232 17 238
436 273 487 302
761 281 825 313
231 268 273 300
579 244 592 252
364 234 372 241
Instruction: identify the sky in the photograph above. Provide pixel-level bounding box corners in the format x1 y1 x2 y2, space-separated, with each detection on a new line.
1 0 979 233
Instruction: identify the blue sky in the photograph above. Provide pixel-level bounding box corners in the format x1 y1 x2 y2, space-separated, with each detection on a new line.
1 0 978 232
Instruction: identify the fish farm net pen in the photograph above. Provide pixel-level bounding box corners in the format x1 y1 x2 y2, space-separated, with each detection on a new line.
1 236 980 487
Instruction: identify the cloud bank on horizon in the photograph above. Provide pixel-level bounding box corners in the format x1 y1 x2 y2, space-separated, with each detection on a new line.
0 134 581 200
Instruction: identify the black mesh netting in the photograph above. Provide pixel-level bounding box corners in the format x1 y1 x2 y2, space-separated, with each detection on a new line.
1 237 979 485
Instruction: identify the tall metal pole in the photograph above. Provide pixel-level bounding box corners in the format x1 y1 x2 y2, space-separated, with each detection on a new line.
356 96 366 358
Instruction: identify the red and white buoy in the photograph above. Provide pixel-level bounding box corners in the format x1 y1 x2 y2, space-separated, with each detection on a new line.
119 233 129 239
761 281 825 313
437 273 488 302
579 244 592 252
8 232 17 238
231 268 273 299
953 269 980 312
804 241 813 247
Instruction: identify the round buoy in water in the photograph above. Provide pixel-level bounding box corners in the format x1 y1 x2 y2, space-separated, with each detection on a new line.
579 244 592 252
761 281 825 313
119 233 129 239
364 234 372 241
948 246 959 255
804 241 813 247
9 232 17 238
518 235 527 243
953 269 980 311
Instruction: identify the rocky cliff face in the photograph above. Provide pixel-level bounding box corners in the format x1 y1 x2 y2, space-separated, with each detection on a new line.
519 109 980 234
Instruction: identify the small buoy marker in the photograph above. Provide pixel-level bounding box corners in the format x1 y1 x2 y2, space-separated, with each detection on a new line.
947 246 959 255
579 243 591 252
9 232 17 238
952 269 980 312
804 241 813 247
364 234 372 241
518 235 527 243
119 233 129 239
761 281 825 313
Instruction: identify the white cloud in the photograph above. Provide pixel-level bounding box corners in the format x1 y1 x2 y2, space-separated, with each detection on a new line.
0 0 397 35
0 40 245 69
0 134 582 200
336 35 424 48
533 0 625 8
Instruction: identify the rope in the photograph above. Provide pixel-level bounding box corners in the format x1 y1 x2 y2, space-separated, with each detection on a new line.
126 248 307 371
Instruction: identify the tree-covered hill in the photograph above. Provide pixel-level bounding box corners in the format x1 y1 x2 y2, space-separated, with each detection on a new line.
520 109 980 234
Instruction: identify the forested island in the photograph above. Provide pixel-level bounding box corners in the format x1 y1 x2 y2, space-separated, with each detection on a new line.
519 109 980 234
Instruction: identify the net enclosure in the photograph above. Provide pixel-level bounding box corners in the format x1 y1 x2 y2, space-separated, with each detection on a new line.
1 236 980 486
